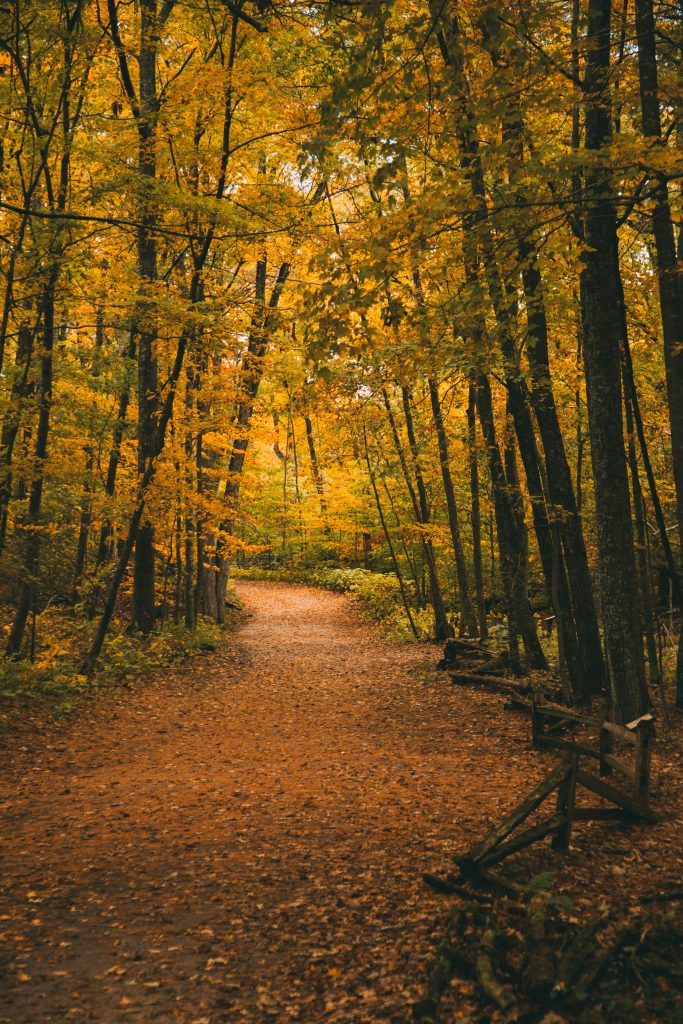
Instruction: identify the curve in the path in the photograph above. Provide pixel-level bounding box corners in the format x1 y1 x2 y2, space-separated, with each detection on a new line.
0 581 539 1023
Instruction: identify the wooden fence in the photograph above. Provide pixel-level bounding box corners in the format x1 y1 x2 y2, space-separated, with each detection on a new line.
425 699 657 895
531 694 656 823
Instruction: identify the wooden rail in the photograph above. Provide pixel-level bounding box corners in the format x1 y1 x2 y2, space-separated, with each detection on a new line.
425 680 658 896
531 695 656 823
432 705 658 891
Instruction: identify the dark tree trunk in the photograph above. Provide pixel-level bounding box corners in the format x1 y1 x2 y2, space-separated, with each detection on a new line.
386 385 451 640
94 331 136 572
0 321 35 554
131 0 161 636
380 470 422 604
624 393 659 694
428 377 477 635
580 0 647 722
382 386 450 636
213 260 290 621
431 0 580 686
363 430 419 639
4 8 82 653
73 311 106 606
633 0 683 705
474 376 547 670
7 271 58 654
467 385 488 638
72 445 95 605
304 413 329 533
520 239 605 696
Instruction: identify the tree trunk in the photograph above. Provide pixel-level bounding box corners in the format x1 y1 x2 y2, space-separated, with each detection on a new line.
363 429 419 639
474 376 546 670
304 413 329 533
72 445 95 605
131 0 161 636
94 331 136 573
633 0 683 705
7 271 57 654
213 260 290 621
401 385 454 638
428 377 477 635
624 393 659 695
0 321 35 554
580 0 647 721
467 385 488 638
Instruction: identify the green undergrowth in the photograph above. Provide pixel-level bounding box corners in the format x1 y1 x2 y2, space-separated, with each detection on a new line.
0 596 243 730
233 565 434 641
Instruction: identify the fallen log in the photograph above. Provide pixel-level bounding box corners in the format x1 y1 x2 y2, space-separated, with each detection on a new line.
443 637 491 661
526 894 556 994
450 672 532 696
475 927 516 1012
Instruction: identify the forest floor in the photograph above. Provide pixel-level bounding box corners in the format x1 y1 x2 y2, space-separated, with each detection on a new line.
1 581 682 1024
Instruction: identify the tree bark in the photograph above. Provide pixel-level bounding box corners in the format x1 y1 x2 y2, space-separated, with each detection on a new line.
580 0 647 721
131 0 162 636
428 377 477 635
303 413 329 533
213 259 290 621
362 428 419 639
474 376 547 670
7 270 58 654
382 386 451 641
0 321 35 554
633 0 683 705
400 385 451 641
467 385 488 638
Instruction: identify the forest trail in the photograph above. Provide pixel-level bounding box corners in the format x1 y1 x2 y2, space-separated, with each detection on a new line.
0 582 551 1022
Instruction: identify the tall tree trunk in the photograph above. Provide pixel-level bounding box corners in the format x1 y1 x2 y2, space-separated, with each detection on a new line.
72 445 95 605
362 428 419 639
382 386 451 640
94 331 136 572
213 259 290 621
0 320 35 553
303 413 329 533
625 392 659 695
81 317 191 672
380 469 422 605
474 376 547 670
580 0 647 721
7 270 57 654
131 0 161 636
428 377 477 635
72 308 107 606
467 385 488 638
513 224 604 694
633 0 683 705
400 385 451 641
431 0 581 691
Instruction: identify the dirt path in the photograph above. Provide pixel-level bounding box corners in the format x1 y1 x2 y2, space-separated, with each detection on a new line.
0 583 600 1021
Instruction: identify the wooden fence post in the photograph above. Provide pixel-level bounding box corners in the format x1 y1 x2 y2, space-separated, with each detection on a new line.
634 719 654 814
599 713 612 777
552 752 579 852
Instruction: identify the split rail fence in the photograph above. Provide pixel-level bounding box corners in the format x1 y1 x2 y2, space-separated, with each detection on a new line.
429 696 657 894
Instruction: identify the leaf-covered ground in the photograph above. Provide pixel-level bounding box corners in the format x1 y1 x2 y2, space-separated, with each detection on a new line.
1 582 682 1023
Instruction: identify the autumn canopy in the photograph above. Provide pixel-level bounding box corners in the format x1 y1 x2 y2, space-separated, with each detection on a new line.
0 0 681 725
